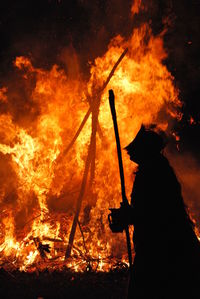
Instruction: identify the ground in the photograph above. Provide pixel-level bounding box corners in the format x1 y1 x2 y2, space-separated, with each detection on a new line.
0 269 129 299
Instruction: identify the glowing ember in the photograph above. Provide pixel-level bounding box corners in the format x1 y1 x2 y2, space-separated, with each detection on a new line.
0 18 181 272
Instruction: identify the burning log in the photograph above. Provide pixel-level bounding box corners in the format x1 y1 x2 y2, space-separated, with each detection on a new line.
33 237 51 259
42 237 63 243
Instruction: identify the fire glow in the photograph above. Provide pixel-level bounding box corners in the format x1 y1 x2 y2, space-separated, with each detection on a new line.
0 20 181 272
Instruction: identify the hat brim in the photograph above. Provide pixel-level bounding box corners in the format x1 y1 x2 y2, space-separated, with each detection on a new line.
124 139 135 151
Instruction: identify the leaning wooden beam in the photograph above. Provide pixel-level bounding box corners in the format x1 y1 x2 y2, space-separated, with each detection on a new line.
89 102 99 187
102 48 128 90
57 47 128 162
56 107 91 163
65 48 128 258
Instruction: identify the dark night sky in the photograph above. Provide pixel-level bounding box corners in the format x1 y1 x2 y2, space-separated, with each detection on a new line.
0 0 200 157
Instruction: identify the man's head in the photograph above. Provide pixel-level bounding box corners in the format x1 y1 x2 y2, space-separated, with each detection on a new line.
124 125 166 164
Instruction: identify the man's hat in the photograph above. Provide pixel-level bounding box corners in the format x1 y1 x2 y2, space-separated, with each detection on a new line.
124 125 166 154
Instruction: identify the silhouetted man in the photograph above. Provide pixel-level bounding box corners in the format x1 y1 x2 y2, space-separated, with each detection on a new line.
109 125 200 298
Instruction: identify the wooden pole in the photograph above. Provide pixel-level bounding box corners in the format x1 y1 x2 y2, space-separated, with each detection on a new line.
108 89 132 267
65 100 100 258
65 135 93 258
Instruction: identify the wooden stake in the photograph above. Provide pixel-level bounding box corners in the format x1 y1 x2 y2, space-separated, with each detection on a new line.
65 114 97 258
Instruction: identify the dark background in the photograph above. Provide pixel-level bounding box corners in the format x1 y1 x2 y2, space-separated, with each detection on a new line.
0 0 200 156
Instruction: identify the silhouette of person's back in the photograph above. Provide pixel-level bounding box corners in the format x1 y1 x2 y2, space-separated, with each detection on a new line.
124 125 200 298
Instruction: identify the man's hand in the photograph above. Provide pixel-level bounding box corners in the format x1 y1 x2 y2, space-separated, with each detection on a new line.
108 204 133 233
